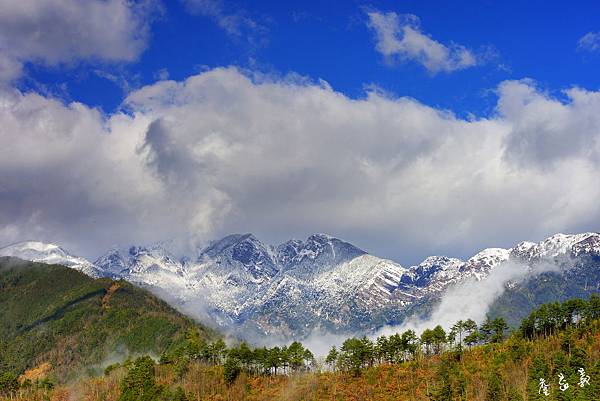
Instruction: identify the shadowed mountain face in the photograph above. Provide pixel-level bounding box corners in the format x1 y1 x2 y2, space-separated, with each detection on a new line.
488 235 600 326
2 232 599 340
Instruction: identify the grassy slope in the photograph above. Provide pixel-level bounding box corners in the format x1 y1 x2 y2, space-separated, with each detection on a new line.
0 257 214 380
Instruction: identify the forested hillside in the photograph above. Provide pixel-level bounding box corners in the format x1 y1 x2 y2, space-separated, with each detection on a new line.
2 293 600 401
0 257 215 383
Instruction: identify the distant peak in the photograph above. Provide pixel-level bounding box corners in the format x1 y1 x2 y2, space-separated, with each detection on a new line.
468 247 510 261
307 233 335 242
200 233 263 256
1 240 61 252
419 255 462 265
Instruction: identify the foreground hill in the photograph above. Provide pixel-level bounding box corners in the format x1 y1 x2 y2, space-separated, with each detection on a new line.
0 257 214 381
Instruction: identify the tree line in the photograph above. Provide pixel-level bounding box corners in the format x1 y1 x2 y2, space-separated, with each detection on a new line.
3 295 600 399
520 293 600 339
324 315 510 376
157 330 315 385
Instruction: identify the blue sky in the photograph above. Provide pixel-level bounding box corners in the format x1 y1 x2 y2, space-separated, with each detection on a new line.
2 0 600 264
18 0 600 116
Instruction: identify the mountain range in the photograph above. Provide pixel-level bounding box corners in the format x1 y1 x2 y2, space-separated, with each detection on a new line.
1 232 599 339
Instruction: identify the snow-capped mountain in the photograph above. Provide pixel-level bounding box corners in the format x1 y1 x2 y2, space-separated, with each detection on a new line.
2 232 599 339
95 245 186 290
0 241 102 277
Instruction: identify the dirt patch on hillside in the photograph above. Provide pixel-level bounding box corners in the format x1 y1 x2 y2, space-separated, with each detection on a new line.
20 362 52 383
102 283 121 309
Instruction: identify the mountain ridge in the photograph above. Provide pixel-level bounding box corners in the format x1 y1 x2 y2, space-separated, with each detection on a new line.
1 231 599 340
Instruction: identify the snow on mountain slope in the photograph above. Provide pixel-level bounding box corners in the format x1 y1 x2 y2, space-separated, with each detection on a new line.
0 241 101 277
532 233 597 259
3 231 599 339
94 245 186 291
571 234 600 257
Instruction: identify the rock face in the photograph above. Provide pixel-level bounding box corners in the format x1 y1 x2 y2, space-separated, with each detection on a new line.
2 232 600 339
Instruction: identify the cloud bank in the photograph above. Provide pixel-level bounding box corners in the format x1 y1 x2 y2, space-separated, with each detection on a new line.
0 0 159 82
1 67 600 263
378 258 563 339
366 11 478 73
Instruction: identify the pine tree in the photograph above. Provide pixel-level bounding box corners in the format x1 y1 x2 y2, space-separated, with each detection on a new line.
325 346 339 371
486 370 504 401
118 356 162 401
528 355 550 401
421 329 434 355
401 330 418 361
432 325 447 354
223 356 242 385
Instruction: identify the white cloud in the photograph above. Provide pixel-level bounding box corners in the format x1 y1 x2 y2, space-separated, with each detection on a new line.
366 11 478 73
0 0 159 82
578 31 600 52
498 80 600 167
1 68 600 264
378 259 561 337
182 0 263 38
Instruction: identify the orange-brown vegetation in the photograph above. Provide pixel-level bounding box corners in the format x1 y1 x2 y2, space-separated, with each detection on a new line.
4 325 600 401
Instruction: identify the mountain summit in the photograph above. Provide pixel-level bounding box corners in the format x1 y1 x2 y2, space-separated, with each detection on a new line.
0 241 102 278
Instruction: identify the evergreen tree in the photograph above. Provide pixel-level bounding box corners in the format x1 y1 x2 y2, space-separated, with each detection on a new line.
209 339 227 365
528 355 550 401
450 320 466 352
432 325 447 354
421 329 434 355
480 317 494 343
0 372 18 396
325 346 338 371
401 330 418 361
585 294 600 321
339 337 373 376
303 348 314 370
486 370 504 401
287 341 308 371
118 356 162 401
375 335 389 364
266 346 282 375
387 333 402 363
491 317 509 343
223 355 242 385
431 358 466 401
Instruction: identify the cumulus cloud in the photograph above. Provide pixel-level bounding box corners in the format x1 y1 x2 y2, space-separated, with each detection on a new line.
366 11 478 73
1 67 600 264
498 80 600 167
0 0 159 82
